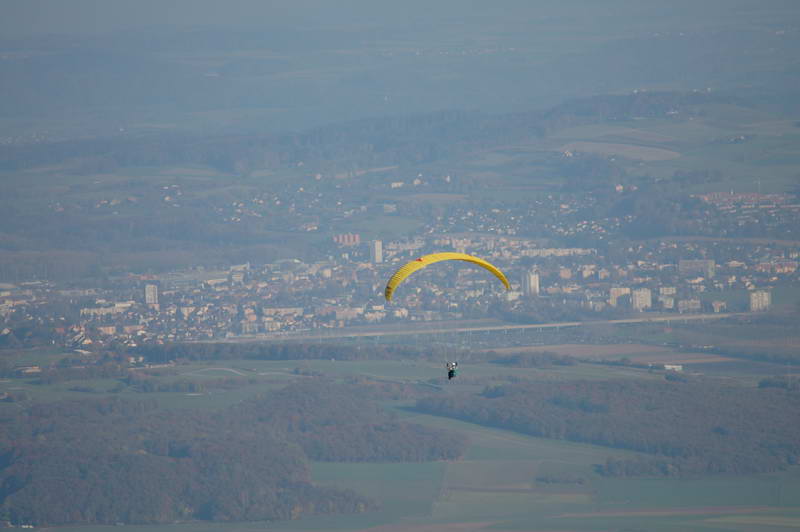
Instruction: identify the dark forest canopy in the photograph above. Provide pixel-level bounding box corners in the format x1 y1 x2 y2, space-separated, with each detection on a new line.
0 380 465 527
238 380 466 462
416 377 800 477
490 351 577 368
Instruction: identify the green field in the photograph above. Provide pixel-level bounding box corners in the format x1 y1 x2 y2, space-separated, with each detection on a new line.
510 110 800 194
0 355 652 415
4 318 795 415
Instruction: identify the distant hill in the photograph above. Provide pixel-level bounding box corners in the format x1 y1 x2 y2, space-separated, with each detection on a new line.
0 90 739 174
0 89 797 280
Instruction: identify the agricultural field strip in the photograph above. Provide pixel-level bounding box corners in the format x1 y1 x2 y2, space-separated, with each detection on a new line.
401 410 643 462
548 125 679 144
556 505 784 518
179 367 250 376
557 141 681 161
486 345 735 365
704 515 800 527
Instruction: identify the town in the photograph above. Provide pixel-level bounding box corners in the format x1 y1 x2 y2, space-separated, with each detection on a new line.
1 226 796 354
2 134 800 359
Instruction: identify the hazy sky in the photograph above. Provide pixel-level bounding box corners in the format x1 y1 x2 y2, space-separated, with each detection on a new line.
3 0 799 137
0 0 524 36
1 0 304 35
5 0 788 37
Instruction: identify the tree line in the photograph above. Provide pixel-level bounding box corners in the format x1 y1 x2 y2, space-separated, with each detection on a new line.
134 341 430 364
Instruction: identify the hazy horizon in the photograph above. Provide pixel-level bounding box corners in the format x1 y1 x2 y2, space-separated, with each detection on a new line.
3 0 800 138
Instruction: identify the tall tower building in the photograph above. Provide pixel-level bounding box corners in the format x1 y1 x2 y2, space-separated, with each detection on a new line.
522 270 540 296
632 288 652 311
370 240 383 264
144 283 159 309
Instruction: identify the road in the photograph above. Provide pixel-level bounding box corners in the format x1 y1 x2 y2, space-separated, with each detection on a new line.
222 312 750 343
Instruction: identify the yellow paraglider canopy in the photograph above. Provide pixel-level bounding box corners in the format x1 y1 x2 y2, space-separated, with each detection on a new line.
384 252 510 301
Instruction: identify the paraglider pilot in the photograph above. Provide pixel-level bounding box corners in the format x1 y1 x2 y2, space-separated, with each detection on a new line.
446 361 458 380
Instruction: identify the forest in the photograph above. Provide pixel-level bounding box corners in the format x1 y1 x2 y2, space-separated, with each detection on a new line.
0 380 465 527
415 377 800 477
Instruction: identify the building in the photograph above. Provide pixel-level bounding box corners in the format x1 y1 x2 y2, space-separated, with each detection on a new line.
144 283 159 308
631 288 652 311
521 248 596 258
679 259 716 278
658 295 675 310
608 287 631 307
522 270 540 296
505 290 521 302
97 325 117 336
333 233 360 246
241 321 259 335
370 240 383 264
677 298 701 313
749 290 771 312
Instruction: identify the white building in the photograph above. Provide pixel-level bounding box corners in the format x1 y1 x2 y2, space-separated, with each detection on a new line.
632 288 652 311
749 290 771 312
144 283 159 308
370 240 383 264
522 270 540 296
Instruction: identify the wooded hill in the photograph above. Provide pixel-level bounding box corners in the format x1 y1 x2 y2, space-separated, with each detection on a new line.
0 91 731 174
0 380 465 527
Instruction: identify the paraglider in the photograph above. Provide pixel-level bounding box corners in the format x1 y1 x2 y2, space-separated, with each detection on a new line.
383 252 510 382
383 252 510 301
446 361 458 380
